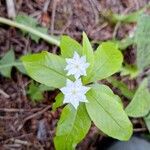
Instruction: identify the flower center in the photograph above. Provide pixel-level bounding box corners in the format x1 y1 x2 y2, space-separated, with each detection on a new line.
75 64 79 69
72 89 77 95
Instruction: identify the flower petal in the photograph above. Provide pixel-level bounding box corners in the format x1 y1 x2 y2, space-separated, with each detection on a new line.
71 100 79 109
73 51 80 60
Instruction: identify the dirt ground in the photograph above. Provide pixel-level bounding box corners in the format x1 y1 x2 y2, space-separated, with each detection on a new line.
0 0 150 149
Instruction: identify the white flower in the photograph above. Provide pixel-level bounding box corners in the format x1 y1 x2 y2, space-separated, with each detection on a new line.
60 79 90 109
65 52 89 79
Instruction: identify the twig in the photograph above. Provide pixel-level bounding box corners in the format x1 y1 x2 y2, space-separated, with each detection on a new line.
3 133 33 144
89 0 101 12
51 0 58 35
6 0 16 19
10 139 32 146
43 0 51 12
133 128 147 132
88 0 99 24
0 108 25 112
112 22 121 39
0 116 14 120
3 144 21 149
0 17 60 46
23 105 51 122
90 22 108 36
17 105 51 131
0 108 42 113
0 89 10 98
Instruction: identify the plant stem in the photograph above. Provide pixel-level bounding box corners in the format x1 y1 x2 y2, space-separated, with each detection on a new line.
0 17 60 46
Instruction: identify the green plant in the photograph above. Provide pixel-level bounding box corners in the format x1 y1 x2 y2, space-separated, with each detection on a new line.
15 14 48 43
0 49 26 77
124 14 150 134
107 77 135 99
125 78 150 117
27 81 54 102
0 16 60 46
120 64 139 79
100 3 150 24
21 32 133 149
135 14 150 71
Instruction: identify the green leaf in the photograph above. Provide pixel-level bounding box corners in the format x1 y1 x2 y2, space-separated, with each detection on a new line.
27 82 43 101
60 36 82 58
144 113 150 133
0 50 15 78
16 14 37 27
0 50 27 77
54 104 91 150
27 81 54 102
118 37 134 50
85 42 123 83
21 51 67 88
86 84 133 141
125 78 150 117
39 84 54 91
120 64 139 79
135 14 150 70
52 93 64 111
111 9 144 23
107 77 135 99
82 32 94 78
15 60 27 74
16 14 48 43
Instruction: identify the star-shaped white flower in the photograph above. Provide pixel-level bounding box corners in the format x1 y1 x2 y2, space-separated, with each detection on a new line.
65 52 89 79
60 79 90 109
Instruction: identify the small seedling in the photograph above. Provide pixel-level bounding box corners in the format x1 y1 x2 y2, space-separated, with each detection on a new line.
0 49 26 78
27 81 54 102
15 14 48 43
125 15 150 132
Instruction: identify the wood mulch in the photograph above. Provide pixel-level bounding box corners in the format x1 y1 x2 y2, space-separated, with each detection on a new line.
0 0 149 149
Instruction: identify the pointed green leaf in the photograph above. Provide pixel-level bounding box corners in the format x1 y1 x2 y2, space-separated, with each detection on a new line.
52 93 64 111
54 104 91 150
0 51 27 77
27 81 54 102
39 84 54 91
27 82 44 102
85 42 123 83
15 60 27 74
135 15 150 70
86 84 133 141
0 50 15 78
107 77 135 99
125 78 150 117
21 51 67 88
120 64 139 79
60 36 82 58
82 32 94 79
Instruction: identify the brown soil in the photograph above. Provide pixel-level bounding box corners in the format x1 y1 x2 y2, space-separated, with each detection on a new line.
0 0 149 149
